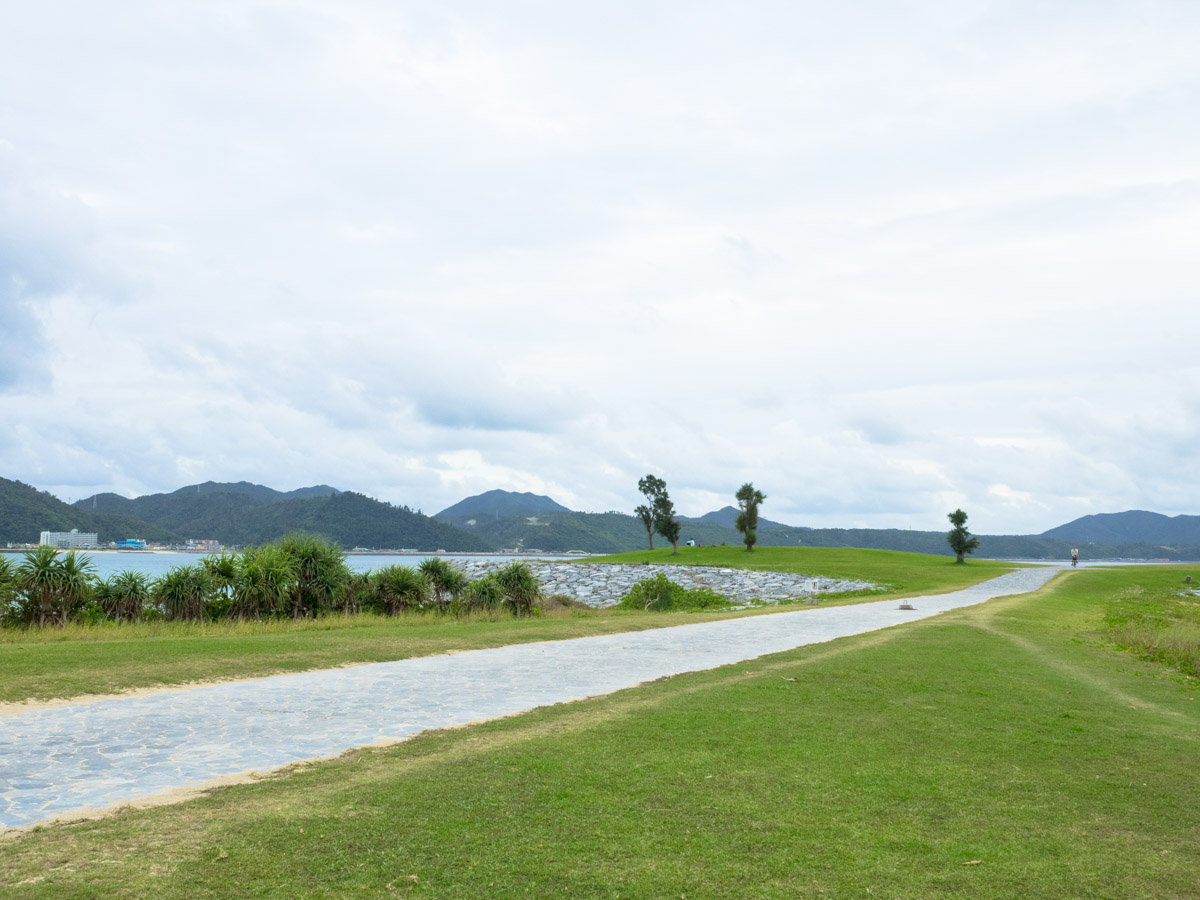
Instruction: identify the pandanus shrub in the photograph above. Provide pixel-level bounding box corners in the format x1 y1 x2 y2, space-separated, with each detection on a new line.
16 547 95 626
373 565 430 615
17 545 64 626
418 557 467 611
96 570 150 622
201 552 240 616
336 571 375 615
460 574 505 613
0 555 19 624
230 545 297 619
494 561 541 618
153 565 212 622
278 535 350 618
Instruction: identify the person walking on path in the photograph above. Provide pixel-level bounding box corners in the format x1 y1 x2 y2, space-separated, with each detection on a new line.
1071 546 1079 567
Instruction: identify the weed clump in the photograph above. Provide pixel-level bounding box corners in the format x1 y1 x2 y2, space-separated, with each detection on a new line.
1104 579 1200 677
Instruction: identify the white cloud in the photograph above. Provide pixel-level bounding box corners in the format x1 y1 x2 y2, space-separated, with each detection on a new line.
1 1 1199 534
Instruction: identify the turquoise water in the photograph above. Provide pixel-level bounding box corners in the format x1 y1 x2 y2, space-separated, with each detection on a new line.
0 551 553 580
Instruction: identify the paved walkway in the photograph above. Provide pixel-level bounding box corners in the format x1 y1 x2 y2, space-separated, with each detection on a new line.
0 566 1061 829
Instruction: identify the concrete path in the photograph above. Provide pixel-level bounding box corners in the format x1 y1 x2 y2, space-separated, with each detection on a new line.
0 566 1062 830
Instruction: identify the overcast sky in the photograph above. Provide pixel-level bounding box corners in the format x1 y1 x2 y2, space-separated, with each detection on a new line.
2 1 1198 534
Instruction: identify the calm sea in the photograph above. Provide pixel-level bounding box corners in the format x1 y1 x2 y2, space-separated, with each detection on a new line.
0 551 562 580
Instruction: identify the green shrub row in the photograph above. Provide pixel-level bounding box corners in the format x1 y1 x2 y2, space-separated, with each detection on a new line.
0 538 545 627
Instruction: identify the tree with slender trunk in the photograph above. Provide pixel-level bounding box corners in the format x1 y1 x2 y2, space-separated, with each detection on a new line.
654 491 682 556
634 504 655 551
735 483 767 552
946 509 980 563
636 475 666 550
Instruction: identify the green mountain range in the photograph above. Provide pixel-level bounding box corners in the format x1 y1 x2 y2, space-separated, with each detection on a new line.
0 479 489 552
3 479 1197 559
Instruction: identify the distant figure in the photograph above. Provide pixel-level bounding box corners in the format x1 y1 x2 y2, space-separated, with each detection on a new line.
1071 546 1079 567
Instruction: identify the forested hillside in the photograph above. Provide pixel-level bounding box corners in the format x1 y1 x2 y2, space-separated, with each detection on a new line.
0 478 175 544
72 483 491 551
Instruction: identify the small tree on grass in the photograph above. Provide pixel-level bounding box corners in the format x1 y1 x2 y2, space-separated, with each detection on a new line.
654 490 681 556
947 508 980 563
735 482 766 552
636 475 666 550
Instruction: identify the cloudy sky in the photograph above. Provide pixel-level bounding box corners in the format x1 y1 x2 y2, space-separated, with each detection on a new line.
2 1 1198 534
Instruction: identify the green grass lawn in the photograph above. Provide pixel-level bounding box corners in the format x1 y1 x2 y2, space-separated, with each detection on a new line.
0 548 1009 704
2 564 1197 897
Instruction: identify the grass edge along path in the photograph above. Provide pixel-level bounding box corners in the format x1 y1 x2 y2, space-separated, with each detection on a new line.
0 548 1014 706
2 565 1198 897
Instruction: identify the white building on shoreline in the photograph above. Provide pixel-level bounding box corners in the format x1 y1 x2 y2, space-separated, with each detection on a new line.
39 529 99 550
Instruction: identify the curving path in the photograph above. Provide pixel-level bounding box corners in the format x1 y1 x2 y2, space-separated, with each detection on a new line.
0 566 1062 830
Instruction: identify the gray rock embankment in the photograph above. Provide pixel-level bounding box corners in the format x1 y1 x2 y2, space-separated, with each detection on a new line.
455 561 876 608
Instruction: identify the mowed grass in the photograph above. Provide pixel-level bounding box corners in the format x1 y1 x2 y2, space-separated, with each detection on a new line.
2 565 1198 897
0 548 1009 704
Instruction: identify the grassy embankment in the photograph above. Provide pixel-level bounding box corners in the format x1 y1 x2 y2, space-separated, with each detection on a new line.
0 547 1012 704
2 565 1198 897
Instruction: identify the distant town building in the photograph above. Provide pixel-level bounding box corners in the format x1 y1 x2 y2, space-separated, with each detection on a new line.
115 538 147 550
185 539 221 552
39 529 98 550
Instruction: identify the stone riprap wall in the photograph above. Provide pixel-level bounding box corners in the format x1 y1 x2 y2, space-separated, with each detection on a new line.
454 560 876 608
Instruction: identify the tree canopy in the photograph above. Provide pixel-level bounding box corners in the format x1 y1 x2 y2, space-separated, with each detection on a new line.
734 483 766 552
947 509 981 563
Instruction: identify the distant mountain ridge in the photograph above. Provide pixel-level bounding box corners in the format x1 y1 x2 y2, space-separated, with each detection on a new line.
68 482 488 551
4 478 1198 559
170 481 343 502
677 505 789 529
436 489 572 521
1041 510 1200 545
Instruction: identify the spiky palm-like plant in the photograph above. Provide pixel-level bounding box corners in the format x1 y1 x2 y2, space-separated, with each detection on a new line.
495 561 542 618
335 571 375 615
279 535 349 619
230 545 297 619
373 565 430 615
97 570 150 622
55 552 95 625
460 574 505 612
419 557 467 611
18 545 62 627
153 565 212 622
0 555 16 622
201 552 239 605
